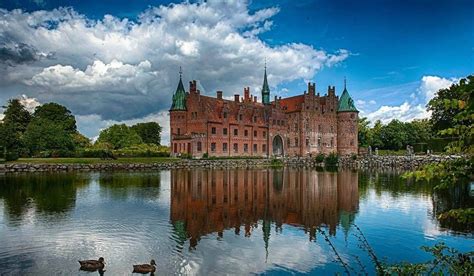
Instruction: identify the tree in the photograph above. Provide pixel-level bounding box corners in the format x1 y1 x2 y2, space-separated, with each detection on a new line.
0 99 32 159
33 103 77 133
131 122 162 145
380 120 408 150
369 120 384 149
23 118 75 155
97 124 143 149
358 117 371 147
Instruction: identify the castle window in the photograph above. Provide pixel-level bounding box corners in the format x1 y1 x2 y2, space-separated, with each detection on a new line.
253 116 257 123
233 143 238 153
262 144 266 152
223 143 228 152
177 128 181 135
287 138 290 146
224 112 227 118
174 143 177 153
244 130 248 137
239 114 243 121
331 138 334 148
234 129 238 136
211 127 216 134
295 138 298 147
350 140 354 146
253 144 257 152
263 131 266 138
244 144 248 152
223 128 228 135
211 143 216 152
306 138 309 146
254 130 257 137
197 142 202 152
273 119 276 125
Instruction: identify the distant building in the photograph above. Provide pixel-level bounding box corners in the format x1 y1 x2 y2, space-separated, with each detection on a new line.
169 67 358 157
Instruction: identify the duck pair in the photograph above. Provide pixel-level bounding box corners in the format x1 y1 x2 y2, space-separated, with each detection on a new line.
79 257 156 274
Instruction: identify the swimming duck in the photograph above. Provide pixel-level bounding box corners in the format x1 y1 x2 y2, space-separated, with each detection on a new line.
78 257 106 271
132 259 156 274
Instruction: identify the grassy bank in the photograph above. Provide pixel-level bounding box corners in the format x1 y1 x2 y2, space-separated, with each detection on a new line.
7 157 179 164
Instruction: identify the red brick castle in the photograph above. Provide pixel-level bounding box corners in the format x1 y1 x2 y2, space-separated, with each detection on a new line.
170 67 358 157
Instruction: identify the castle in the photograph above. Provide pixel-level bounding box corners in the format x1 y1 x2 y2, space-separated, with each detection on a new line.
169 67 358 158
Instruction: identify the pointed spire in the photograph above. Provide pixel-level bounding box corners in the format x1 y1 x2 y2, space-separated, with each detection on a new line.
170 67 187 111
337 77 358 113
261 60 270 105
344 76 347 91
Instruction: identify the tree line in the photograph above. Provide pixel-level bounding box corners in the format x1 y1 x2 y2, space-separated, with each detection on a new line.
358 75 473 153
0 100 165 160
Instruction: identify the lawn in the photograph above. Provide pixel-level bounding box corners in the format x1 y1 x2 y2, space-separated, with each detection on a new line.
7 157 179 164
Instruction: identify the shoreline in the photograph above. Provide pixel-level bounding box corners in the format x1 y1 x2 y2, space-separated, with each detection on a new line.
0 155 461 174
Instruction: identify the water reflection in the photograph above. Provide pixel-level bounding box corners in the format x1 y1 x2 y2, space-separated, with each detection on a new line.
0 173 89 223
170 169 359 249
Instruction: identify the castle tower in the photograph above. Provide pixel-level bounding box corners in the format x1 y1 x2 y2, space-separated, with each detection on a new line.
336 79 359 155
169 68 188 155
261 65 270 105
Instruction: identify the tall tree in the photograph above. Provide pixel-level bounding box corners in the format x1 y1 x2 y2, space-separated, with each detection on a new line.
131 122 162 145
23 118 75 154
358 117 371 147
2 99 31 133
97 124 143 149
33 103 77 133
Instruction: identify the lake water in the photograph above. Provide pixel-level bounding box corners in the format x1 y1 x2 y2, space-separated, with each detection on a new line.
0 169 472 275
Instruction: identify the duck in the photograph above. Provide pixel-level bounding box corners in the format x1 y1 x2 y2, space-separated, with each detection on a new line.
132 259 156 274
78 257 106 271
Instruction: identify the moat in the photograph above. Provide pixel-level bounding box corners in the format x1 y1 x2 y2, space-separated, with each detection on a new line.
0 168 472 275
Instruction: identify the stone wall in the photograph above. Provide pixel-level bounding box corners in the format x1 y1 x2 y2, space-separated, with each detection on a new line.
0 155 461 174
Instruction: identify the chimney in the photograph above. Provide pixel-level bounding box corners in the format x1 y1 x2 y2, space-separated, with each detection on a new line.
254 96 257 103
217 91 223 99
308 82 315 95
244 87 250 102
190 80 197 94
234 94 240 102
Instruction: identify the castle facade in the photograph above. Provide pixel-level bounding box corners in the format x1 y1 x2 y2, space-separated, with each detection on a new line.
169 68 358 158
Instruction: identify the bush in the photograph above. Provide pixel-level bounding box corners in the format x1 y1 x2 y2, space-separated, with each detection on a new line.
202 152 209 159
315 153 325 163
270 157 283 167
5 151 19 161
325 152 339 166
351 153 358 160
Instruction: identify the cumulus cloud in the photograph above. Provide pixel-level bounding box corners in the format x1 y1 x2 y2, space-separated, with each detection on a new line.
0 1 350 142
364 75 457 124
0 42 52 65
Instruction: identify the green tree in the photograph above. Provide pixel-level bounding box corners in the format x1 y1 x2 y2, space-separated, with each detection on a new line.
380 120 407 150
33 103 77 133
23 118 75 155
97 124 143 149
2 99 31 133
131 122 162 145
358 117 371 147
368 120 384 149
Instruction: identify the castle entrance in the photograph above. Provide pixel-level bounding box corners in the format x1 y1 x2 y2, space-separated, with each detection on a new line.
272 135 284 157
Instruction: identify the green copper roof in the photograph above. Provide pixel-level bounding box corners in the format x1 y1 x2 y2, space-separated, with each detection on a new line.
338 87 358 112
262 67 270 105
170 76 187 111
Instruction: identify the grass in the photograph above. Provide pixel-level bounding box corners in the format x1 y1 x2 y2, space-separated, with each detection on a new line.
7 157 179 164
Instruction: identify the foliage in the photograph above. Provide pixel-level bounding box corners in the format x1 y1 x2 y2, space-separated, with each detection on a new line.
114 143 169 157
202 152 209 159
403 158 473 190
358 117 371 147
325 152 339 166
350 153 357 160
131 122 162 145
315 153 325 163
270 157 283 167
381 242 473 275
2 99 31 133
428 75 473 154
438 208 474 225
73 132 92 149
33 102 77 133
97 124 143 150
23 118 75 156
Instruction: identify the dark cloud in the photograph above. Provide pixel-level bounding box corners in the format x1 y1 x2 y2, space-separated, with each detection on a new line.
0 42 52 66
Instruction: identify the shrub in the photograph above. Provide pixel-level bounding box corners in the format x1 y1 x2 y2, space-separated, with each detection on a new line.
270 157 283 167
325 152 339 166
315 153 325 163
5 151 19 161
202 152 209 159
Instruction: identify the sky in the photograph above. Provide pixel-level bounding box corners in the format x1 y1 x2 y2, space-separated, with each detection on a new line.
0 0 473 144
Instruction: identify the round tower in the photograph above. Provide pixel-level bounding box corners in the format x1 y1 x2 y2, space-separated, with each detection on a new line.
336 80 359 155
169 69 188 156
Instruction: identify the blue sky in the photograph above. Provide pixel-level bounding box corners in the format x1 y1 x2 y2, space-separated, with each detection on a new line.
0 0 473 142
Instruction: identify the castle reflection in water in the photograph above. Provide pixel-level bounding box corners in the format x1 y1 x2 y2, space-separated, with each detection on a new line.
170 169 359 248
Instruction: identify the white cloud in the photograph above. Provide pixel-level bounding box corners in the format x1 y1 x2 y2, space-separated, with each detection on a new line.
0 0 460 145
364 75 456 124
0 1 350 139
19 94 41 113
